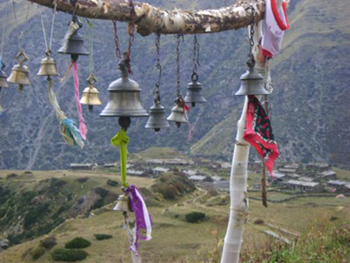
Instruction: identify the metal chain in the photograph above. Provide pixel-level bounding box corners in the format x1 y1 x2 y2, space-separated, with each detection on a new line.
192 34 200 75
245 6 256 53
112 20 121 59
154 33 162 98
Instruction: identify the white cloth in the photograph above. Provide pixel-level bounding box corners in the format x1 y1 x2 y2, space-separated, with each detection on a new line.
261 0 289 58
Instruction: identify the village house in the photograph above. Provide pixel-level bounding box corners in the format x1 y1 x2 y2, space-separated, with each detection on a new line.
317 170 337 181
69 163 94 170
286 180 323 192
152 167 170 177
328 180 350 192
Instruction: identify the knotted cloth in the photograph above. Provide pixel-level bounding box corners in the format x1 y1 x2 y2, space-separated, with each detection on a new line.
111 129 129 188
243 95 279 175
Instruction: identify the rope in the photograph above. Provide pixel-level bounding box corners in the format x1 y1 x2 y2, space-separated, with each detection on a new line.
1 25 5 60
49 3 57 50
11 0 20 49
39 8 48 50
47 77 67 121
176 34 184 96
111 129 129 188
154 33 161 98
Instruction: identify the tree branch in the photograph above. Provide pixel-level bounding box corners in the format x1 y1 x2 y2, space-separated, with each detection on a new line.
28 0 265 36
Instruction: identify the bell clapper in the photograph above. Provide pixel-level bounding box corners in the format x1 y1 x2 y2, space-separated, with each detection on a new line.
119 117 131 131
18 84 23 92
176 122 181 128
88 105 93 112
192 102 196 107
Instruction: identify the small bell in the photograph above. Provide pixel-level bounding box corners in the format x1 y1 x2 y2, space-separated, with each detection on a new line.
184 73 207 107
0 63 9 89
58 19 89 61
167 95 188 128
114 194 133 212
235 54 269 96
80 74 102 112
37 50 59 77
145 91 170 132
7 49 31 92
100 53 148 118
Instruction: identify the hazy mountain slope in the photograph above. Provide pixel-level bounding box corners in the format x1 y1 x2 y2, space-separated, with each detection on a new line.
192 0 350 167
0 0 349 169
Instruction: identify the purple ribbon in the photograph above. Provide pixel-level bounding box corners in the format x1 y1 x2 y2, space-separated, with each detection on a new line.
126 185 152 253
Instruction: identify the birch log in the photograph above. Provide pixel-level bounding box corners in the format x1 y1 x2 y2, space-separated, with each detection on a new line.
28 0 266 36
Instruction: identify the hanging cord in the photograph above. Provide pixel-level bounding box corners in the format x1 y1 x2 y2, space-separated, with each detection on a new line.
154 33 162 102
86 18 94 75
175 34 184 97
0 25 5 62
112 20 121 59
12 0 31 50
192 34 200 75
126 0 136 74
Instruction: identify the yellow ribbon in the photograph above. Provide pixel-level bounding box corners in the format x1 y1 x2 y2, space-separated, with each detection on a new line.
111 129 129 188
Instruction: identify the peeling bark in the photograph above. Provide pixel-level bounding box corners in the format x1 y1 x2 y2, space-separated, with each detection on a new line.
28 0 265 36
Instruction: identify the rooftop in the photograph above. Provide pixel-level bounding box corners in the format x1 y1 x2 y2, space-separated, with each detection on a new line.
287 180 319 187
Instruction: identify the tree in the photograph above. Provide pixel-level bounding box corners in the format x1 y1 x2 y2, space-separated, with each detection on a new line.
25 0 285 262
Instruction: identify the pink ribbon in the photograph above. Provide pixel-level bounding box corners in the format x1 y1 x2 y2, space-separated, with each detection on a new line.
73 62 87 140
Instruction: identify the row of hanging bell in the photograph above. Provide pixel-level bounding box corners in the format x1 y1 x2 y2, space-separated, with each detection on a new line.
7 49 31 91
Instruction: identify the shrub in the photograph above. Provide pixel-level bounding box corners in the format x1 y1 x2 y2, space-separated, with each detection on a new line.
40 236 57 249
254 219 265 225
51 248 88 262
6 173 18 179
185 212 206 223
30 246 46 260
94 234 113 240
76 177 89 183
106 179 119 187
65 237 91 249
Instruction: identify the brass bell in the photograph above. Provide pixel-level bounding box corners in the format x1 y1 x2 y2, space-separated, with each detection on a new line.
58 19 89 61
80 74 102 112
113 194 133 212
37 50 59 77
145 91 170 132
7 49 31 92
167 95 188 128
0 63 9 89
184 73 207 107
100 53 148 118
235 54 269 96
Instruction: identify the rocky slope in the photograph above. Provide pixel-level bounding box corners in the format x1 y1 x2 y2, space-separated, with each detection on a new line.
0 0 349 169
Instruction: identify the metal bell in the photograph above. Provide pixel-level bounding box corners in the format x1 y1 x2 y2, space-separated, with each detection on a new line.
167 95 188 128
0 67 8 89
37 50 59 77
145 92 170 132
7 49 31 91
184 73 207 107
114 194 133 212
100 53 148 118
235 54 269 96
80 74 102 112
58 19 89 61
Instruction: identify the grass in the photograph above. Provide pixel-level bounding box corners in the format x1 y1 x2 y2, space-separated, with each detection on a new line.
0 169 349 262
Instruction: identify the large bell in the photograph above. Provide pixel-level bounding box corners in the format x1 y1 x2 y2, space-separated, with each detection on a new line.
184 73 207 107
37 50 59 77
145 92 170 132
7 49 31 91
235 54 269 96
80 74 102 112
0 68 8 89
167 95 188 128
100 53 148 118
113 194 133 212
58 19 89 61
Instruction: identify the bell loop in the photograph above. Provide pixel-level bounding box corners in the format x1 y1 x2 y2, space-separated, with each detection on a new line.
16 49 29 66
246 53 256 68
118 52 130 79
191 72 199 82
87 74 97 87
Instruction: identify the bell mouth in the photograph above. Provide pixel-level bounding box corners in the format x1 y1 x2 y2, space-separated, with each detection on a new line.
154 128 160 132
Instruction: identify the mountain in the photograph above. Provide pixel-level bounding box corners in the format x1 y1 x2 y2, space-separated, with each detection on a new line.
0 0 349 169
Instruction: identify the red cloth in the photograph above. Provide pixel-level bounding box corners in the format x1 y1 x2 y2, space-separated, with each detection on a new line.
243 95 279 176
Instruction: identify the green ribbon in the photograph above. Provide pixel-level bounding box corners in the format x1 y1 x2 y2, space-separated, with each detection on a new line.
111 129 129 188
